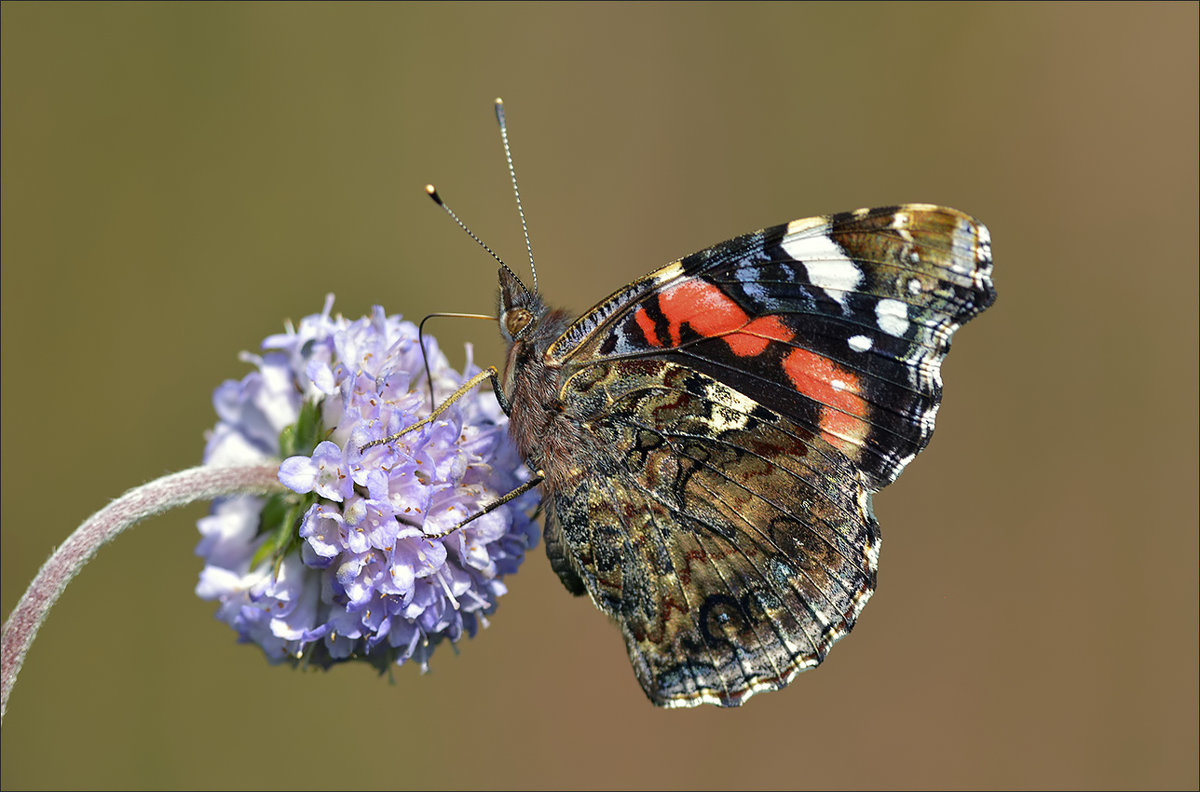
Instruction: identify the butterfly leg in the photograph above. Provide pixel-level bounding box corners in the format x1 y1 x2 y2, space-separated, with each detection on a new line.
360 366 511 452
421 469 546 539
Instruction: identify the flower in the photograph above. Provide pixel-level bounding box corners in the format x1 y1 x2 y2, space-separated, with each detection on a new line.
196 295 538 671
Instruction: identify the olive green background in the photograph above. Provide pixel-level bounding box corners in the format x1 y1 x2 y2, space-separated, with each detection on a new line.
2 3 1196 790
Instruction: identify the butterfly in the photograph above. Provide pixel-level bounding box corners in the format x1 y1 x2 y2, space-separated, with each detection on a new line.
433 101 995 708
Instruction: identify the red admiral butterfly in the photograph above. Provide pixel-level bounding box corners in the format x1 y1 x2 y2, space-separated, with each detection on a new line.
436 100 994 707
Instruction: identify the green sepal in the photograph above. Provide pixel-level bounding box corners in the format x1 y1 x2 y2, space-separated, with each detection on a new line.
278 398 324 459
252 490 316 570
251 398 327 571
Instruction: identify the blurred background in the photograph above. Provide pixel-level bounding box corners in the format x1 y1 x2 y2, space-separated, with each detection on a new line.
2 3 1196 790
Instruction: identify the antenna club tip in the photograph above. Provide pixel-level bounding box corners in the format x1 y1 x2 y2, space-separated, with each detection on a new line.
494 97 504 106
425 184 443 204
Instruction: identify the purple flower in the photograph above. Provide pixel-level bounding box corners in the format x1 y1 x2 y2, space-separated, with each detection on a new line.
196 296 538 671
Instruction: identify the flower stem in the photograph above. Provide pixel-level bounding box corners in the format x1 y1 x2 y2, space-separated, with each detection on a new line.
0 464 284 724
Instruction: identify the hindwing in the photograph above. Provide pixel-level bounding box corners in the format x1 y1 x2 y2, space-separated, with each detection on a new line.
546 358 879 707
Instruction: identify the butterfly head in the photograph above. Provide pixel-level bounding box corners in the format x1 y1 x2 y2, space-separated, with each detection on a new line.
497 265 545 344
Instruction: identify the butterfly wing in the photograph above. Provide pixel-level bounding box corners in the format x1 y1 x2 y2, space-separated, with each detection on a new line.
536 205 992 706
549 204 995 489
547 359 879 706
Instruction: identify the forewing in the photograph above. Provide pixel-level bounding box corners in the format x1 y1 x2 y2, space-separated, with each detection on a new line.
549 204 995 488
552 359 879 707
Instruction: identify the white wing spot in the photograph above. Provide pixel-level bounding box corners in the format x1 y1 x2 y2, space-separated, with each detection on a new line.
977 222 991 246
653 261 685 285
782 221 862 307
848 334 872 352
876 299 910 337
701 382 757 432
908 278 922 294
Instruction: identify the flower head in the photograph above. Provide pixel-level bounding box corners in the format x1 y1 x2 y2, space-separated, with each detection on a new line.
196 296 538 671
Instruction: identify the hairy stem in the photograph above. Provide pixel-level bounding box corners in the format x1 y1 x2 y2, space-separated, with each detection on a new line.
1 464 284 724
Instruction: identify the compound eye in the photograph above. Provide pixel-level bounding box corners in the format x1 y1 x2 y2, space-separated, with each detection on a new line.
504 307 533 338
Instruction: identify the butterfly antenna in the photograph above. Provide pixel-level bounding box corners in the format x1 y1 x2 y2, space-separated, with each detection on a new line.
494 97 537 294
425 184 527 291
